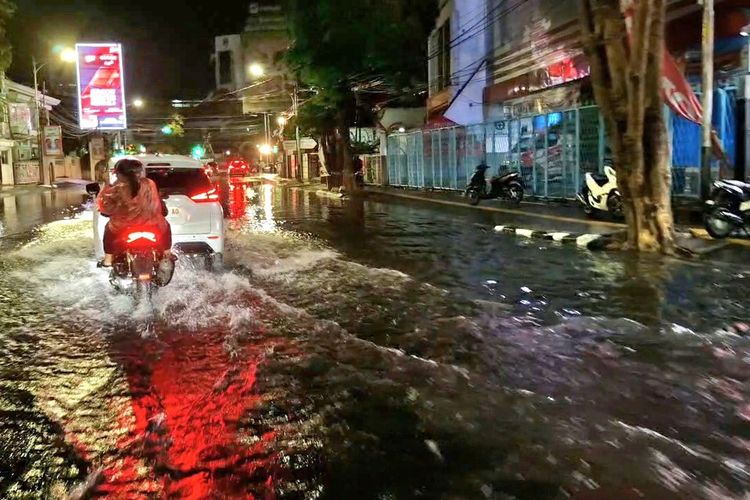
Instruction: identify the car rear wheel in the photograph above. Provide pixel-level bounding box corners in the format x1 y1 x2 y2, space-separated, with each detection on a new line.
205 252 223 271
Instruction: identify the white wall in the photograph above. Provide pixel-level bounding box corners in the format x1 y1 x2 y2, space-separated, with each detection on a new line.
214 34 244 91
444 0 489 125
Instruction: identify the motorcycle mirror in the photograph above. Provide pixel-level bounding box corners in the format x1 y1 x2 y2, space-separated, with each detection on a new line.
85 182 100 196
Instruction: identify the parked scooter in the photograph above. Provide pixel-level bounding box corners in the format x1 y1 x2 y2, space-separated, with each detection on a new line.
465 164 524 206
703 179 750 239
576 162 623 218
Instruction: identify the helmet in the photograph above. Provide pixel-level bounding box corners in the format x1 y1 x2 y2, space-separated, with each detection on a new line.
114 158 144 176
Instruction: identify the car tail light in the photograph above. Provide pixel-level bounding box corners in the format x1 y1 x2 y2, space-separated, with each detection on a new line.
191 188 219 202
127 231 158 244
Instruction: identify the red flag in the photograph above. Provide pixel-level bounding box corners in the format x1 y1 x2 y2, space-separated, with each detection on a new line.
620 0 726 159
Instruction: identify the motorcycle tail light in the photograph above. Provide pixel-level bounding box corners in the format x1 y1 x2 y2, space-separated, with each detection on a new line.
127 231 158 244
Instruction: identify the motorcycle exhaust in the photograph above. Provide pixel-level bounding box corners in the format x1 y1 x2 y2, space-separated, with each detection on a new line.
711 208 743 226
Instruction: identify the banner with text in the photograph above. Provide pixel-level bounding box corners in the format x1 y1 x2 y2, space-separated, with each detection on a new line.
76 43 127 130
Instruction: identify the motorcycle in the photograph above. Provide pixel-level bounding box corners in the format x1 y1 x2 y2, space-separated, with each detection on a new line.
465 164 524 206
87 183 175 298
703 179 750 239
576 163 623 218
107 227 175 299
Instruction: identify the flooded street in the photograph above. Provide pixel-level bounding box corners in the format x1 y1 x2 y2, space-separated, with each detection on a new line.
1 182 750 499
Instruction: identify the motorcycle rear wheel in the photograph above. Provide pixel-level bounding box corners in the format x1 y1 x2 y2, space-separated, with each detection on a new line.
705 208 735 239
467 188 481 206
607 191 624 218
507 182 523 205
134 280 154 301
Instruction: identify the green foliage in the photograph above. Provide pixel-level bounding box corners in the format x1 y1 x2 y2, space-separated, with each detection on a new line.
286 0 437 128
166 114 185 137
0 0 16 72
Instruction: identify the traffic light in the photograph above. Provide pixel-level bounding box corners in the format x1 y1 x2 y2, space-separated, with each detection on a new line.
161 125 173 135
191 145 206 159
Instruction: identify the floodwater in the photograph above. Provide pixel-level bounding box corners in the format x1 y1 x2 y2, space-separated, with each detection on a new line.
1 180 749 499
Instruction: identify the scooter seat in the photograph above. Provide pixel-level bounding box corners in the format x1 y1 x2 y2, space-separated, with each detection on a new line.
494 171 519 183
715 179 750 199
589 173 610 187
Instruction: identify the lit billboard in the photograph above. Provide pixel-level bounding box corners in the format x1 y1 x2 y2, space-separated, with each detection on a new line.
75 43 127 130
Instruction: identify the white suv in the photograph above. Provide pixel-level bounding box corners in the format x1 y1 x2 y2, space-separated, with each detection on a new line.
93 154 224 265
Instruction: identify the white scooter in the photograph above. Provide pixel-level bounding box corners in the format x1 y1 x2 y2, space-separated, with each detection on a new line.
576 163 624 218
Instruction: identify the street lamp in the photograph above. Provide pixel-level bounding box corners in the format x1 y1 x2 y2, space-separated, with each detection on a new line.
276 115 287 126
60 48 77 63
248 63 265 78
132 98 144 108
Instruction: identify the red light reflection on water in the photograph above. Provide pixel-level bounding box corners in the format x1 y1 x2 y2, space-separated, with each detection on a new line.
65 329 277 498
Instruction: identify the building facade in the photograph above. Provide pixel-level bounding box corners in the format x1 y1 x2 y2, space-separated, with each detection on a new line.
389 0 750 199
0 78 60 185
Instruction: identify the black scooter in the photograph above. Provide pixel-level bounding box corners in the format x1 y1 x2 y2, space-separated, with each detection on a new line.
704 179 750 239
465 164 524 206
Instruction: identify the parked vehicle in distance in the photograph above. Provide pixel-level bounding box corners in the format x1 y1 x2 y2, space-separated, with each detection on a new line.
703 179 750 239
219 158 251 177
465 164 524 206
576 162 623 218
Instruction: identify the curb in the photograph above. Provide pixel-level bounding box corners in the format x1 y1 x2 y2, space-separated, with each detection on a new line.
493 225 617 250
315 189 346 200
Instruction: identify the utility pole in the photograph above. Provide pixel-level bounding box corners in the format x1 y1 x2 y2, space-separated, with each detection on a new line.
32 56 45 184
293 85 302 181
700 0 714 200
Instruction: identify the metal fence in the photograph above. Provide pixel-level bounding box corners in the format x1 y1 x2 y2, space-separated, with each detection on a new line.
387 106 606 199
386 95 737 199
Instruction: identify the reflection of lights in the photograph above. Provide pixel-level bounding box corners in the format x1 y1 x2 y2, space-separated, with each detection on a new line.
262 183 275 232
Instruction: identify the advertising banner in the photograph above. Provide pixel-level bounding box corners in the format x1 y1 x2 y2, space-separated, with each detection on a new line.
43 126 63 156
76 43 127 130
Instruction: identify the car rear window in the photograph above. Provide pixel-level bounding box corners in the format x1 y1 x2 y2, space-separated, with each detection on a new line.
146 168 212 195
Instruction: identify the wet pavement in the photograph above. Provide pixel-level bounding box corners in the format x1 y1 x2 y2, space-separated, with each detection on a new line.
1 180 750 499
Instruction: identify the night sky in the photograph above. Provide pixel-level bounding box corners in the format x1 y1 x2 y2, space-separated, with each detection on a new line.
8 0 249 101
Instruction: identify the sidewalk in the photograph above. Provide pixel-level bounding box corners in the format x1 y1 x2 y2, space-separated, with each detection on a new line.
362 185 750 251
0 178 89 197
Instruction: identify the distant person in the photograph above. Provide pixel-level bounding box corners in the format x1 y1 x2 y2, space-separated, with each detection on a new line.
94 159 109 184
353 155 363 173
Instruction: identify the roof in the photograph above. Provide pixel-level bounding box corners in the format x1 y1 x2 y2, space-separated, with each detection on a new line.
5 80 61 109
108 154 203 169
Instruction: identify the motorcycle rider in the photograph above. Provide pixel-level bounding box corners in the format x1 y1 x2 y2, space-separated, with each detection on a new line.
96 158 172 267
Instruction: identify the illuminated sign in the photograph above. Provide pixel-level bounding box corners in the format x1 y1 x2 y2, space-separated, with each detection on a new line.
75 43 127 130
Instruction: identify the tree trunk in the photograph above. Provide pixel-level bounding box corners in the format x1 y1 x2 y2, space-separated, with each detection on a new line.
579 0 674 253
336 108 355 193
